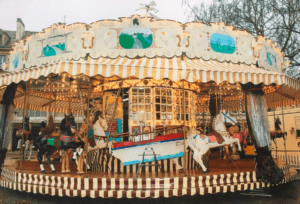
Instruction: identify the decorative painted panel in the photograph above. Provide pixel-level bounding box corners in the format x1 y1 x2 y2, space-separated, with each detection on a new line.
8 15 284 73
210 33 235 54
119 28 153 49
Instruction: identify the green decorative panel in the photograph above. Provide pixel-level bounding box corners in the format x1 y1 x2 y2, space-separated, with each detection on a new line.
267 52 276 66
119 28 153 49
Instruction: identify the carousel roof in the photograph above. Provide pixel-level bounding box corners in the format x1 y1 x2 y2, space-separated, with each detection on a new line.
2 14 300 113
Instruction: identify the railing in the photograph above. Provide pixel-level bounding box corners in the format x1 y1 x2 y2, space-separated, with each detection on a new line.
112 125 185 142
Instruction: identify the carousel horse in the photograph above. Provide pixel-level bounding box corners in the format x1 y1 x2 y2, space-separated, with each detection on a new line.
16 117 36 160
213 110 240 159
88 111 109 168
15 125 23 150
270 117 287 141
187 128 243 173
60 113 85 161
229 125 248 155
35 116 56 173
17 117 32 151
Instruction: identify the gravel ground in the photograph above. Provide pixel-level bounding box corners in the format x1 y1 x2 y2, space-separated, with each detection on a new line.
1 180 300 204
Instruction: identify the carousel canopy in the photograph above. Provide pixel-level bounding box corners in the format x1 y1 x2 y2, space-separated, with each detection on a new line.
1 15 300 113
0 56 294 87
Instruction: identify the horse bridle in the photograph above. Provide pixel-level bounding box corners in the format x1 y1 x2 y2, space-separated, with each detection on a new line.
222 112 235 123
65 117 72 127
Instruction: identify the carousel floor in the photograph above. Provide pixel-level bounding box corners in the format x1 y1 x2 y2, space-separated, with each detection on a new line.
0 151 297 199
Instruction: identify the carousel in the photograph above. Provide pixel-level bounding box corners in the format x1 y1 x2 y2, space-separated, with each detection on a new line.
0 3 298 199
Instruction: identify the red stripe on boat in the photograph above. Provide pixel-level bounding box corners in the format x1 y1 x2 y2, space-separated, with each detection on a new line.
113 133 184 149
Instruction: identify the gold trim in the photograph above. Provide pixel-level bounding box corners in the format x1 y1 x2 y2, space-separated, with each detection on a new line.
89 37 95 49
82 38 87 49
177 35 181 47
185 36 190 48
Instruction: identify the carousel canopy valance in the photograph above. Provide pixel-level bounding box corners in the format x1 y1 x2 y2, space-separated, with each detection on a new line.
0 56 296 88
9 15 286 74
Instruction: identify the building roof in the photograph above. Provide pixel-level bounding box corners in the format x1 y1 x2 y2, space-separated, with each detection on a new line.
4 30 36 42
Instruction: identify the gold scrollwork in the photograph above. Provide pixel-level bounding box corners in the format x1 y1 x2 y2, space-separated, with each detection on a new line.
22 50 28 61
82 37 94 49
82 38 87 49
252 47 260 58
177 35 181 47
89 37 95 49
185 36 190 48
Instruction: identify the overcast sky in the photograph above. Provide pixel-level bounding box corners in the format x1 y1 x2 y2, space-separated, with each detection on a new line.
0 0 211 32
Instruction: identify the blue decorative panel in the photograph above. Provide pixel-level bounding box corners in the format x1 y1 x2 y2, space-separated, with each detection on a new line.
210 33 235 54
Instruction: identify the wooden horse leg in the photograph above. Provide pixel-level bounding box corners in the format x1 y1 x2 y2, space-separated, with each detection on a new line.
27 142 33 161
194 150 209 173
37 149 45 173
45 146 57 173
172 158 184 171
66 149 71 173
223 145 230 160
77 151 85 174
231 144 237 155
61 150 66 173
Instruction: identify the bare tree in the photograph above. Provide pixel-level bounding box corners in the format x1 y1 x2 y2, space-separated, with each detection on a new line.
183 0 300 78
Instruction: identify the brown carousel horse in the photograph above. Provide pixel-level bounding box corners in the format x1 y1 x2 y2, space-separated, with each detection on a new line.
270 117 287 141
35 113 85 173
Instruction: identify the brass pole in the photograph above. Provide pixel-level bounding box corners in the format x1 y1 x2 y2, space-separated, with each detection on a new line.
85 77 91 174
69 80 71 114
182 80 187 174
273 88 277 158
50 76 53 117
280 89 287 163
21 81 28 162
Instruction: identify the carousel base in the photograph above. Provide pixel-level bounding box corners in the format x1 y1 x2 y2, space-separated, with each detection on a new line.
0 155 297 199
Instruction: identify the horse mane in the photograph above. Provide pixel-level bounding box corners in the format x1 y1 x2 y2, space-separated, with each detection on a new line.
42 116 55 135
60 117 66 132
93 111 102 125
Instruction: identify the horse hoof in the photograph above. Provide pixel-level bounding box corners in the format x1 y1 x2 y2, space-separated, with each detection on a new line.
72 158 76 162
229 158 233 162
52 170 56 174
178 168 184 172
41 170 45 174
87 168 92 172
203 170 209 174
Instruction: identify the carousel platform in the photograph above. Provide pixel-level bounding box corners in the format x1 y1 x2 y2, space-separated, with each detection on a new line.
0 153 297 199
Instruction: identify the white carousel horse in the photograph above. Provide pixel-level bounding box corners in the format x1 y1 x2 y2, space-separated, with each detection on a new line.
136 1 159 13
214 110 238 159
89 116 110 151
173 111 241 173
187 128 242 173
88 112 111 168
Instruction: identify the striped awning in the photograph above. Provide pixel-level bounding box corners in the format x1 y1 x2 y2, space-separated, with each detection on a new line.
0 56 298 89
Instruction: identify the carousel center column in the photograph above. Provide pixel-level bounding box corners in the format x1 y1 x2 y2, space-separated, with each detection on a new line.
241 83 284 184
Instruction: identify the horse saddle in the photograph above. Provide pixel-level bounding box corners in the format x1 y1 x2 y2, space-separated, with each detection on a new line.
270 130 282 136
60 135 75 142
50 132 60 137
209 131 225 144
23 130 31 140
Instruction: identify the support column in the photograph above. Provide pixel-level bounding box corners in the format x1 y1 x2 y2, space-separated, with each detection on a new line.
241 83 284 184
0 83 17 172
